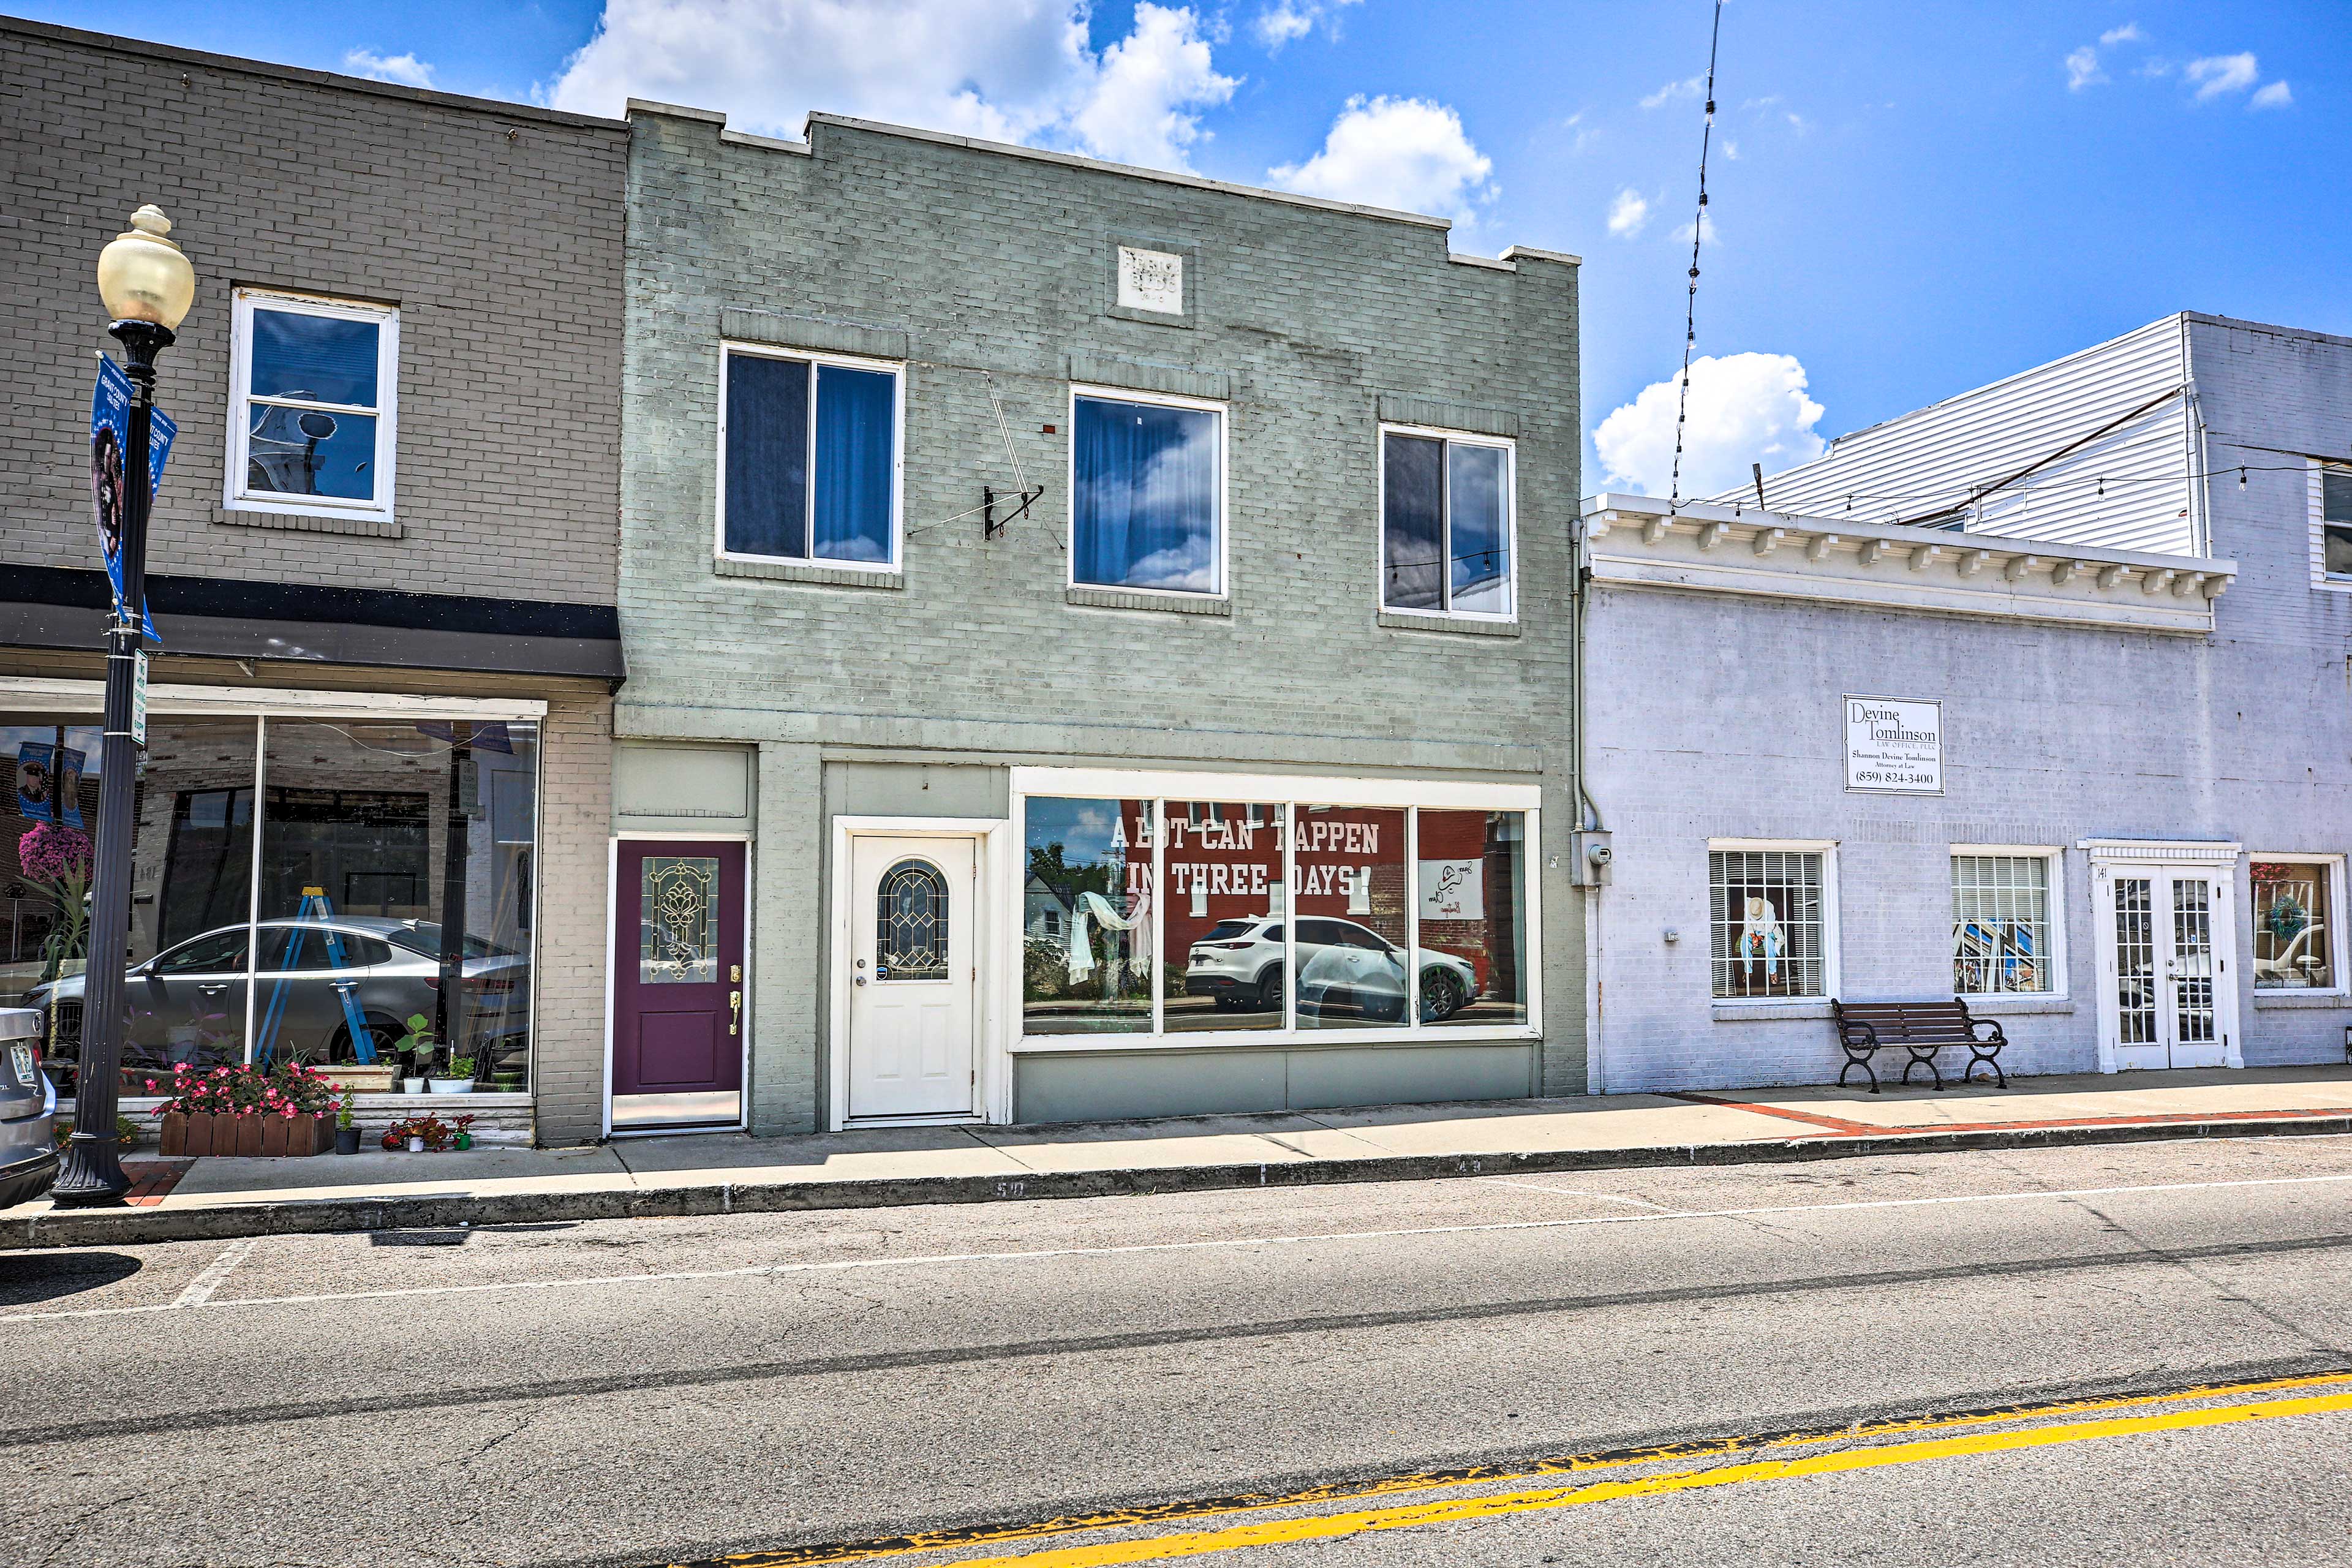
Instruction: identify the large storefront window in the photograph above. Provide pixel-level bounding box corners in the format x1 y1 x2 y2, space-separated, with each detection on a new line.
1951 854 2054 995
4 708 539 1096
1019 780 1537 1042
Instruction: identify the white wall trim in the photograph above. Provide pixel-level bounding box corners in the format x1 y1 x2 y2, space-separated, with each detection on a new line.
0 678 547 721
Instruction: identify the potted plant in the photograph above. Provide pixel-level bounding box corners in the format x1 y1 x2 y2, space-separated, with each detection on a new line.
334 1101 361 1155
382 1112 475 1152
429 1054 477 1095
152 1061 340 1158
393 1013 437 1094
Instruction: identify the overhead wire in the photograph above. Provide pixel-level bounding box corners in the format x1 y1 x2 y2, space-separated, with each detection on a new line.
1667 0 1727 512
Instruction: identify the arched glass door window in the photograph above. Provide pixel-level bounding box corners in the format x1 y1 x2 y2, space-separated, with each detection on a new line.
876 859 950 981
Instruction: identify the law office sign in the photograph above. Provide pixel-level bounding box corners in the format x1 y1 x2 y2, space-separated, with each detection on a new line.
1844 696 1943 795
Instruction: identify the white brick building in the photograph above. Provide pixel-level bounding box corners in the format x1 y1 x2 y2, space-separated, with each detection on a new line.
1580 313 2352 1091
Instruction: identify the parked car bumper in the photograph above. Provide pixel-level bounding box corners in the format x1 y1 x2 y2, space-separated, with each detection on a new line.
0 1145 59 1210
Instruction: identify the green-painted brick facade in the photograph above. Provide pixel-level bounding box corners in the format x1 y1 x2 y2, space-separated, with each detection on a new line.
616 107 1585 1132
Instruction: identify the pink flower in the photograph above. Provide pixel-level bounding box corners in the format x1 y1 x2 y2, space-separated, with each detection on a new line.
17 822 93 882
144 1079 156 1091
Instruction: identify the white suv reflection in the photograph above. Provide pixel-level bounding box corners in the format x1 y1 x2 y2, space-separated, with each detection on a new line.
1185 916 1478 1022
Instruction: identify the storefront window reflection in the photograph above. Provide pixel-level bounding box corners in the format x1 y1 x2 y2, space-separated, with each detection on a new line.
6 711 538 1098
1292 806 1410 1030
258 720 538 1089
1023 797 1153 1034
1417 810 1527 1027
1164 802 1286 1035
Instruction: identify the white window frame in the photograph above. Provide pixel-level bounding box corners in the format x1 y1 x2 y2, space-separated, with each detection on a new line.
1006 767 1541 1060
2247 851 2348 997
1065 384 1229 601
714 342 906 575
1706 838 1841 1005
1377 423 1520 623
2312 459 2352 592
1948 845 2068 1002
224 288 399 524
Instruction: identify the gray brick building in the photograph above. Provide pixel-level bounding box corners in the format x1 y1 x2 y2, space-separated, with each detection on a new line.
611 104 1585 1133
0 18 626 1144
1580 314 2352 1092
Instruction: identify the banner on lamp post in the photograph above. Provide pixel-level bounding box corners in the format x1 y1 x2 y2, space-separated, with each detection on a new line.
89 356 173 641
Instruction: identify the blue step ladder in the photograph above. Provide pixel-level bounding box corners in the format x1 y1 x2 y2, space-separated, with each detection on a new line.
254 886 379 1065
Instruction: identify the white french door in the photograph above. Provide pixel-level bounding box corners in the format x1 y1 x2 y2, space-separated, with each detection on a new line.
2094 861 2237 1071
844 834 980 1120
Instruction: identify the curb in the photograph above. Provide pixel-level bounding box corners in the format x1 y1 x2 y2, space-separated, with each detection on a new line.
8 1112 2351 1250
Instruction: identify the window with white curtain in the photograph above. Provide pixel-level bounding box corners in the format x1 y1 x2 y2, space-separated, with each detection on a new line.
1069 390 1224 596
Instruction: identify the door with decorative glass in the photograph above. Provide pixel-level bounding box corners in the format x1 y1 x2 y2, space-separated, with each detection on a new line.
2094 860 2236 1071
846 835 978 1120
612 841 746 1129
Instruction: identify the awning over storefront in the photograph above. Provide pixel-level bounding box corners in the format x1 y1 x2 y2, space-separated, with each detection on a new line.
4 567 625 683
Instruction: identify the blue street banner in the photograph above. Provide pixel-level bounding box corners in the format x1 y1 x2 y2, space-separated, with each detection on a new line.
14 742 86 827
89 356 173 641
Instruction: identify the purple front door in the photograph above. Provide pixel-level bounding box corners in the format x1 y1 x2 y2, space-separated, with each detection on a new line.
613 841 745 1128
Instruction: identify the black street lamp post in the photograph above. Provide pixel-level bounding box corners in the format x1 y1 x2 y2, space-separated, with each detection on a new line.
52 206 194 1208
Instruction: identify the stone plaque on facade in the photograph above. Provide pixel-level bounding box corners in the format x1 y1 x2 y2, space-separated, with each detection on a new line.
1117 246 1184 314
1844 695 1943 794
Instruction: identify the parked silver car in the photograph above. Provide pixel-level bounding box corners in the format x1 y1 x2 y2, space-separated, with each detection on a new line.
1185 915 1480 1022
29 916 528 1084
0 1008 58 1210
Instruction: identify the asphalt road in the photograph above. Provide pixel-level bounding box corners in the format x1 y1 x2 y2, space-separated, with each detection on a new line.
4 1134 2352 1567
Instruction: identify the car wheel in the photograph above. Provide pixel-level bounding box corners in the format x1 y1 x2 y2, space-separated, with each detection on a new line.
330 1014 403 1066
1256 965 1285 1013
1419 969 1466 1023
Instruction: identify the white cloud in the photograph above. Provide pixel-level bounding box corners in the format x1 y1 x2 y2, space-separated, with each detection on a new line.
2185 51 2259 100
1593 352 1827 499
1674 212 1719 246
2251 79 2293 110
2065 45 2105 91
1606 187 1648 238
1068 4 1238 167
345 48 435 88
1641 75 1704 110
1252 0 1359 51
1720 137 1739 160
1268 96 1494 224
2100 22 2144 46
548 0 1236 172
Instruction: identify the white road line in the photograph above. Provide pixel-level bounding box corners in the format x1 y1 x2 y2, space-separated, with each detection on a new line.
7 1169 2351 1326
170 1237 258 1308
1486 1179 1687 1212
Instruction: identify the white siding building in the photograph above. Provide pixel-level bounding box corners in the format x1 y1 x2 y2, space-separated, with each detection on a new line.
1584 313 2352 1092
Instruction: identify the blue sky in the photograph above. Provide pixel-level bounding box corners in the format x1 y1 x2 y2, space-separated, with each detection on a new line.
24 0 2343 494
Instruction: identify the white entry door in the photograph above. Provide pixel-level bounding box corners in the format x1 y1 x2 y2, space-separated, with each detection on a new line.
2095 863 2237 1071
846 835 978 1119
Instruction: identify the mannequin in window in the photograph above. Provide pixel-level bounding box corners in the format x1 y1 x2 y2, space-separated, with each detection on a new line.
1738 894 1784 981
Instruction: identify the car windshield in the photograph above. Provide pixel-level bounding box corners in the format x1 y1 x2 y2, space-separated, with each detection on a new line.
1200 920 1258 941
382 922 518 960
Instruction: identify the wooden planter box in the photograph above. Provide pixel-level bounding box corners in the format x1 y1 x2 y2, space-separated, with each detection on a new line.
159 1111 332 1158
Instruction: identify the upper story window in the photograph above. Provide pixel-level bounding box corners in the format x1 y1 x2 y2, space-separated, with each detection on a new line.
720 345 901 569
227 290 399 521
1071 388 1224 597
1381 428 1516 619
2320 464 2352 582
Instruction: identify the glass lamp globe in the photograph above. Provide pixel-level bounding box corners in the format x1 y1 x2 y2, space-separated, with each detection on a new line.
96 205 195 330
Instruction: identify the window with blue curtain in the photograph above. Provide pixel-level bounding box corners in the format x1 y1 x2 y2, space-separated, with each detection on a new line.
723 349 897 565
1381 431 1513 617
1072 394 1221 594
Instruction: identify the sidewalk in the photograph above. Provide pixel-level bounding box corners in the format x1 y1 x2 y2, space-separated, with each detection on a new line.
10 1065 2352 1248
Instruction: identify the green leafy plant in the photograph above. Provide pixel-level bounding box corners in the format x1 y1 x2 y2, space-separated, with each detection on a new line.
145 1060 343 1121
393 1012 439 1066
445 1055 477 1079
336 1101 356 1130
55 1113 141 1151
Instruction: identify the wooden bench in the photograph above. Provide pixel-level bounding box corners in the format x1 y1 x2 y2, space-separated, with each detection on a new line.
1830 998 2008 1092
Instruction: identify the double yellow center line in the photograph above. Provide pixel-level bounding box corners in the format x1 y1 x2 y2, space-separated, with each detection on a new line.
677 1370 2352 1568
